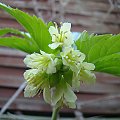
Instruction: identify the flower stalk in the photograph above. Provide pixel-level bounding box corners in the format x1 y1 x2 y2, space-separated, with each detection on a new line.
51 107 60 120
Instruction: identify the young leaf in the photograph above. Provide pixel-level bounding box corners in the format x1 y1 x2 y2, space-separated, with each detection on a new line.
0 3 52 53
75 31 120 76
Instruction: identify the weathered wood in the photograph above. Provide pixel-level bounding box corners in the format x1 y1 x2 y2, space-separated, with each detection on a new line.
0 92 120 114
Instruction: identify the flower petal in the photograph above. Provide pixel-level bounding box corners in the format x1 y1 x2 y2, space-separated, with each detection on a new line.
47 61 56 74
24 53 42 68
82 62 95 70
64 32 74 47
49 26 58 36
24 69 39 82
60 23 71 33
24 84 39 97
49 42 62 49
80 70 96 84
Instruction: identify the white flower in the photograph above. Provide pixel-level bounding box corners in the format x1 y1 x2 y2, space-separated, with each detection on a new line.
48 23 74 49
24 50 57 74
61 47 85 73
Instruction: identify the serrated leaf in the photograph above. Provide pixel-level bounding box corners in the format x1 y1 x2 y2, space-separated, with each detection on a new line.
75 31 120 76
0 36 38 53
75 31 112 61
88 34 120 62
94 53 120 75
0 28 25 37
0 3 52 53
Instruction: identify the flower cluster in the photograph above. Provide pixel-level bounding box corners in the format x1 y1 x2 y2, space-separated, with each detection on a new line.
24 23 96 108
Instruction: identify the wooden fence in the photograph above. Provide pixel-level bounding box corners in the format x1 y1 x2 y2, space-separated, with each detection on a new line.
0 0 120 33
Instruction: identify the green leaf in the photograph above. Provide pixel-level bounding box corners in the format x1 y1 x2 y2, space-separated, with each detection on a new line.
88 34 120 62
0 36 38 53
75 31 112 61
0 28 25 37
0 3 52 53
75 31 120 76
0 28 40 53
94 53 120 76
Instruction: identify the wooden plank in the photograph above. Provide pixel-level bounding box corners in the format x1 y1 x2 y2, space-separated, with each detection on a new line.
0 56 25 68
0 10 119 30
0 47 26 57
0 7 119 25
80 97 120 114
0 19 23 30
0 0 119 25
0 87 106 101
0 0 119 34
0 4 119 33
1 0 118 13
0 17 119 33
0 94 120 114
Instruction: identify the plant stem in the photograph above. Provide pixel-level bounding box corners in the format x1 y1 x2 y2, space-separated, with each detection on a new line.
51 107 60 120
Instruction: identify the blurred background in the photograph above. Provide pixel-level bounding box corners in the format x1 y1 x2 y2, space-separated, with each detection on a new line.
0 0 120 120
